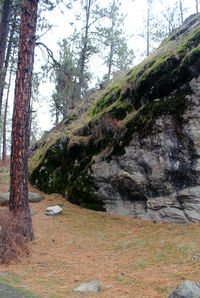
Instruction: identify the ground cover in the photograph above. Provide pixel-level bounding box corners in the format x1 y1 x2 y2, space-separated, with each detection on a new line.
0 164 200 297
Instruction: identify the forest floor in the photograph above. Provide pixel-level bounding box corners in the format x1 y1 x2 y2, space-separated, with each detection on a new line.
0 163 200 297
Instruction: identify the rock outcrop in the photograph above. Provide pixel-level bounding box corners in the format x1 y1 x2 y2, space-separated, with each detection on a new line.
29 14 200 223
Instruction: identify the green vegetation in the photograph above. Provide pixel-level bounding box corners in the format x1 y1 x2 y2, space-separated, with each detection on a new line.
91 83 123 116
29 14 200 209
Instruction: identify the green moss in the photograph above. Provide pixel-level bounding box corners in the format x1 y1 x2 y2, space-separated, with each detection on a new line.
108 103 133 120
29 134 108 210
169 14 200 41
88 15 200 118
29 14 200 212
133 55 180 108
91 84 122 116
64 114 76 125
135 86 189 131
67 174 105 211
177 30 200 56
111 85 191 158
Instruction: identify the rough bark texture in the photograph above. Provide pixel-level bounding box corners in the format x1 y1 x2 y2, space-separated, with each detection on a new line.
9 0 38 241
0 0 11 118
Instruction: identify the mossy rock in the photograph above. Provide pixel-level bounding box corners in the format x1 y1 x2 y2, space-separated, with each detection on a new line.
29 14 200 212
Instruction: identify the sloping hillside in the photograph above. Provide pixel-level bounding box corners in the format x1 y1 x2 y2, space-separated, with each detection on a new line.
29 14 200 222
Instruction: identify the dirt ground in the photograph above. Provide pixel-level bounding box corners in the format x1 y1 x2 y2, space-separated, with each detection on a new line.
0 164 200 297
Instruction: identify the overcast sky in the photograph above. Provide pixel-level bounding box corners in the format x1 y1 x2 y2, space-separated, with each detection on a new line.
32 0 197 133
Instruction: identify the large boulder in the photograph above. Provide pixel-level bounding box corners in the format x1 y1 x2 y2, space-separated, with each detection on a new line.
28 192 44 202
168 280 200 298
29 15 200 223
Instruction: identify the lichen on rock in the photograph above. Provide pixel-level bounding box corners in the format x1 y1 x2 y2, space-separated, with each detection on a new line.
29 14 200 222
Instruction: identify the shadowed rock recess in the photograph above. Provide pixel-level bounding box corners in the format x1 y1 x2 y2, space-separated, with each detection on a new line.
29 14 200 223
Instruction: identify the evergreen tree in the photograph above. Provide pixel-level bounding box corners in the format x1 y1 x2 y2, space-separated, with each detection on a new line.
74 0 105 97
162 1 180 33
0 0 11 119
2 55 14 162
51 38 79 119
9 0 39 241
139 0 183 57
29 72 41 145
100 0 134 79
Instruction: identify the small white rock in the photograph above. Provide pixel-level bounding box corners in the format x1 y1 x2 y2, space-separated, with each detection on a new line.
73 281 101 292
45 205 62 216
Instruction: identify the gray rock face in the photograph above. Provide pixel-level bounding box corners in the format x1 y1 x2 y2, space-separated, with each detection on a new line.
91 77 200 223
45 205 62 216
73 281 101 293
168 280 200 298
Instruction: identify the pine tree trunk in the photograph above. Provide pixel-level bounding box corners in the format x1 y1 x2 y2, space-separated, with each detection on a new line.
2 59 13 163
147 0 150 57
55 108 59 126
107 42 114 79
196 0 199 13
79 0 91 97
179 0 183 24
9 0 38 241
0 0 11 119
107 1 115 79
0 10 17 115
29 96 33 139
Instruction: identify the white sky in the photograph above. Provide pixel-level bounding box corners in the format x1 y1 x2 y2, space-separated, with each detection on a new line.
28 0 197 133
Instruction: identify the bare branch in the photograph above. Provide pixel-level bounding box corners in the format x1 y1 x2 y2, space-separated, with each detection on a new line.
36 41 61 68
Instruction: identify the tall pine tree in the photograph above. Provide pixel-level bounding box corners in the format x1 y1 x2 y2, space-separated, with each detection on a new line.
9 0 39 241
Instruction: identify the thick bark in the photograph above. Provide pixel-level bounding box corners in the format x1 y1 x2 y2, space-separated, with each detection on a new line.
9 0 38 241
0 0 11 118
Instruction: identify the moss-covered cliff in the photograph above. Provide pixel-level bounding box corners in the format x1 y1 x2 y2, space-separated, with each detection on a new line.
29 14 200 221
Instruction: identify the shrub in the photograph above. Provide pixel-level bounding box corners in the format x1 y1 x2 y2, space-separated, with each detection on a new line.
92 114 124 141
0 209 29 264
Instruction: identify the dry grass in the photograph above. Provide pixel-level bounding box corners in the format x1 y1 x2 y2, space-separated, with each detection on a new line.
0 168 200 297
0 210 29 264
